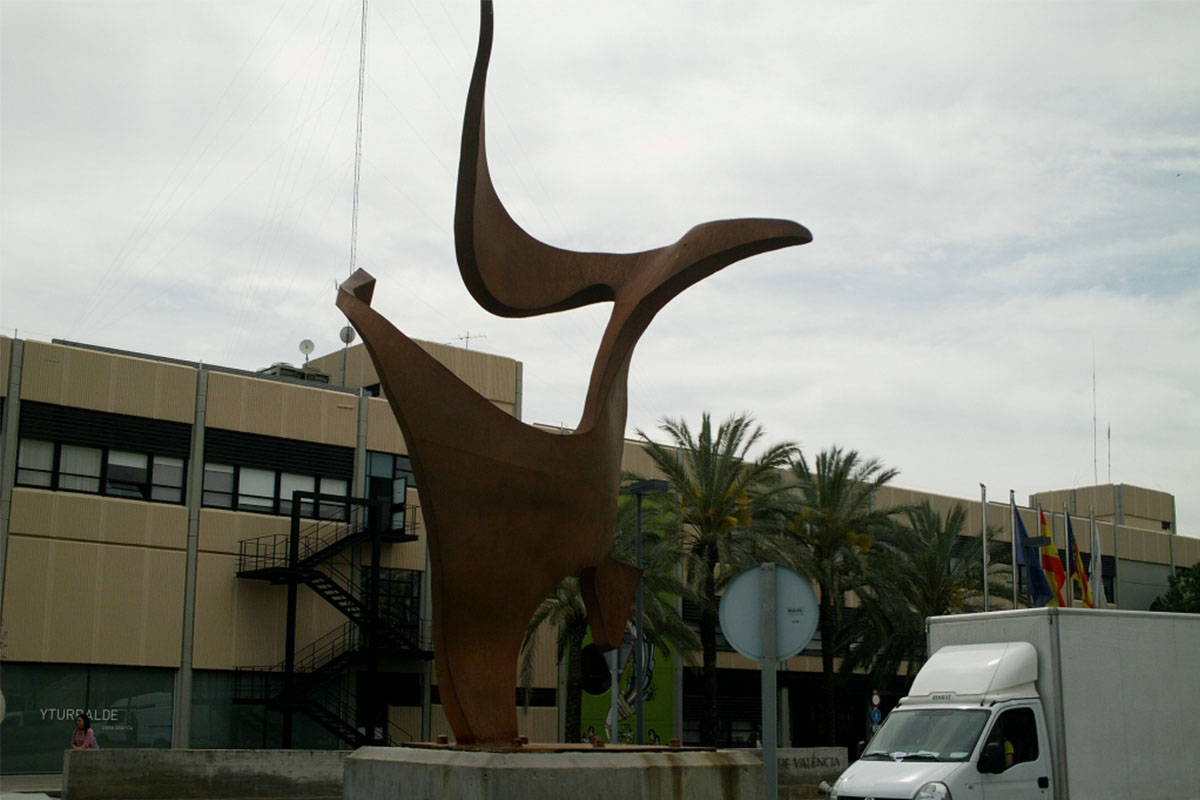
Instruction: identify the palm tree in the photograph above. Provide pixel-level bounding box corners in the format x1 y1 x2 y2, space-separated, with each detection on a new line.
841 501 1009 684
637 412 797 746
1150 561 1200 613
786 446 901 746
519 574 590 740
518 490 699 742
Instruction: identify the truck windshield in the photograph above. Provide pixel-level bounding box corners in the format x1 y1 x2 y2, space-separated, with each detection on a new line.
861 708 989 762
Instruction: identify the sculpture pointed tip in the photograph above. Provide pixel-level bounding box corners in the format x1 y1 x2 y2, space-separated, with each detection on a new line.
339 269 376 305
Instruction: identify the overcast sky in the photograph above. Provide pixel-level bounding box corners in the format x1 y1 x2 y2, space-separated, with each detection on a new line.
2 1 1197 539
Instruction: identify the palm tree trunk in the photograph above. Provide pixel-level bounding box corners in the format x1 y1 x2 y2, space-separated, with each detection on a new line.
699 552 720 746
819 582 837 744
565 626 584 742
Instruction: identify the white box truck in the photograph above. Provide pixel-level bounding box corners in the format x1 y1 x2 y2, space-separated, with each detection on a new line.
826 608 1200 800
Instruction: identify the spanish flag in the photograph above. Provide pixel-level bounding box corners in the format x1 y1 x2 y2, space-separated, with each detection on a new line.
1039 509 1068 607
1065 514 1094 608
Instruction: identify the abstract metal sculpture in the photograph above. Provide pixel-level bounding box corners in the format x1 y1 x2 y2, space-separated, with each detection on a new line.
336 1 810 745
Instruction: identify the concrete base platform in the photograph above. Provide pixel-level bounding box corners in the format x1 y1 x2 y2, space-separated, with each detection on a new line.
345 746 763 800
62 749 344 800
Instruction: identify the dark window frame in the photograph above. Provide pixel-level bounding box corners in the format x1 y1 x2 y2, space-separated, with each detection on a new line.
201 461 349 518
15 438 187 506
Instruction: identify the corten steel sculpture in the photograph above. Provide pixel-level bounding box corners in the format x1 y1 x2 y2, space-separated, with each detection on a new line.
336 0 811 745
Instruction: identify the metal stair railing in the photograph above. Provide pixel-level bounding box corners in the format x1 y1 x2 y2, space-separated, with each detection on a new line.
236 493 420 577
300 561 424 651
295 669 417 747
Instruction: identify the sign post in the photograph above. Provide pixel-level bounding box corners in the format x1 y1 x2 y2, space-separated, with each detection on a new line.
719 563 819 799
760 564 777 800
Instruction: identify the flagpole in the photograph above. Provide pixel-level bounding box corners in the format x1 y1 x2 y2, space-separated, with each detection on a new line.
1010 490 1019 608
1063 503 1073 608
981 483 989 611
1040 503 1049 606
1090 505 1107 608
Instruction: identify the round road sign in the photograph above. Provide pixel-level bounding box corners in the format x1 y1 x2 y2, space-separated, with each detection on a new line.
718 564 818 661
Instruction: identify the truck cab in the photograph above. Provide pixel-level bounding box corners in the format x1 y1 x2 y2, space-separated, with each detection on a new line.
828 642 1054 799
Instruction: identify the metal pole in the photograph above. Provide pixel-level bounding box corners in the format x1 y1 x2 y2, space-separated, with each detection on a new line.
761 563 778 800
1010 490 1019 608
1112 486 1122 608
607 650 620 743
283 503 301 748
1064 503 1073 608
981 483 989 611
635 491 645 745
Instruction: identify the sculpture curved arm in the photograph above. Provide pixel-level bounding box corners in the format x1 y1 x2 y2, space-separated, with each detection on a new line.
455 1 812 324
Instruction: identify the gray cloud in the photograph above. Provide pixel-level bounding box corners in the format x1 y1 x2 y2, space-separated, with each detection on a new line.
3 1 1197 535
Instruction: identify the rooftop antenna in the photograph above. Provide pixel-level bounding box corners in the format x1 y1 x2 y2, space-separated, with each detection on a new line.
299 339 314 366
1107 424 1112 484
348 0 368 277
339 325 356 386
1092 345 1098 487
454 331 487 350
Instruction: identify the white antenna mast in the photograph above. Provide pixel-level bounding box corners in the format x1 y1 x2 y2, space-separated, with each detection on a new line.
1092 346 1098 487
348 0 368 276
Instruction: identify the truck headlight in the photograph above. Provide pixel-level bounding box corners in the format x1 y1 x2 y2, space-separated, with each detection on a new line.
914 782 951 800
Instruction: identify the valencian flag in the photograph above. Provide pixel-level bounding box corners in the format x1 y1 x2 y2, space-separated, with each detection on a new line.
1039 509 1068 607
1015 511 1053 606
1065 514 1094 608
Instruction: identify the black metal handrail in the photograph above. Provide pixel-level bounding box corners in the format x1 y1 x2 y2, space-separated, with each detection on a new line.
236 494 420 574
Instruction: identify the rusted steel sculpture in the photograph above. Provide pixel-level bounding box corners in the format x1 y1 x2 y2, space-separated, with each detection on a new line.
336 0 811 745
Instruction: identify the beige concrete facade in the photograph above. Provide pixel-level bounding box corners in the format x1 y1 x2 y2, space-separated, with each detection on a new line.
0 333 1192 770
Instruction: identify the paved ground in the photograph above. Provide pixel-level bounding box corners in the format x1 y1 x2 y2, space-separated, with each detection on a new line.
0 773 60 798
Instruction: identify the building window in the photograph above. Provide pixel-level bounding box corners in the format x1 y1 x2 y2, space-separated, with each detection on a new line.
237 467 276 514
106 450 149 499
201 462 348 517
16 438 54 487
279 473 315 516
202 463 234 508
59 444 102 492
319 477 348 520
15 438 185 505
152 456 186 503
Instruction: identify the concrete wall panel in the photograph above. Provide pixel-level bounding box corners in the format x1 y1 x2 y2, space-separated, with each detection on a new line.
18 340 195 422
205 372 357 446
3 536 183 666
0 535 51 660
312 342 518 406
527 622 558 688
516 707 558 743
192 552 287 670
0 335 10 396
365 398 405 454
8 489 187 550
388 706 421 743
198 508 290 555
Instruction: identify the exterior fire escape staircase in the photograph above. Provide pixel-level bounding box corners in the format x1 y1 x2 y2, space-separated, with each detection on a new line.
233 490 430 748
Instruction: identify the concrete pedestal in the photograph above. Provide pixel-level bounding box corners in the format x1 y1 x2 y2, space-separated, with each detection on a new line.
344 745 764 800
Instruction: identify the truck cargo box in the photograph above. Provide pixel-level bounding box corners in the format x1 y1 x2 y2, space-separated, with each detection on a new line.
926 608 1200 800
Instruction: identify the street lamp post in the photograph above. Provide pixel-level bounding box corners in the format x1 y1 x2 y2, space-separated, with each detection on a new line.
629 478 669 745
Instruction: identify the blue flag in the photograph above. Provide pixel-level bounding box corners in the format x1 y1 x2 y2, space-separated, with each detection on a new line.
1015 511 1053 606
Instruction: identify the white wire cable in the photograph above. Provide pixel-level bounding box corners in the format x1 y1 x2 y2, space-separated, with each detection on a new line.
349 0 369 276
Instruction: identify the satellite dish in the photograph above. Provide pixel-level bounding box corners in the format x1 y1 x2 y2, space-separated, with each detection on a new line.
298 339 315 356
339 325 356 345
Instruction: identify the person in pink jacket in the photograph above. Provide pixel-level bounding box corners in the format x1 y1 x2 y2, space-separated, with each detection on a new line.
71 714 97 750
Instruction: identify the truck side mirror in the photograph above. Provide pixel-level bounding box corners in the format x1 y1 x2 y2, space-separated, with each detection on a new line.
856 740 866 760
978 742 1005 774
